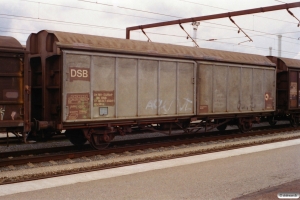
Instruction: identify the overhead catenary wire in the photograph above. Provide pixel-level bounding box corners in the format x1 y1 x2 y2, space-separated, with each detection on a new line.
1 0 299 58
179 0 299 25
120 26 299 56
20 0 167 22
2 21 290 43
3 24 297 57
201 21 299 40
1 13 297 46
0 10 298 46
3 0 299 42
174 39 299 57
1 14 299 56
0 13 124 30
76 0 300 40
77 0 180 18
140 30 300 56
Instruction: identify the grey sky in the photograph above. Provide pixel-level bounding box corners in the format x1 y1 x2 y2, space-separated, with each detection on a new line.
0 0 299 59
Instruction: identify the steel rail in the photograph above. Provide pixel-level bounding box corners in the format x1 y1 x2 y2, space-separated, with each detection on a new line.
0 124 296 168
0 124 282 159
1 125 300 185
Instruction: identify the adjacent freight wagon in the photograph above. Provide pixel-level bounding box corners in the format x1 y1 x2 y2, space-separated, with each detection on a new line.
0 36 28 139
24 30 276 148
268 56 300 126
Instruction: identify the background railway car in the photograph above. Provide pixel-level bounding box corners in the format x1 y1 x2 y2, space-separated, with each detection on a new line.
268 56 300 126
26 30 276 148
0 36 28 138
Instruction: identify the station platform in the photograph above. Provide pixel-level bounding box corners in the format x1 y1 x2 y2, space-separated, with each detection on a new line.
1 139 300 199
234 179 300 200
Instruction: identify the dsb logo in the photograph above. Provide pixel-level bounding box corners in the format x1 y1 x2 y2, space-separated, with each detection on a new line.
69 67 90 82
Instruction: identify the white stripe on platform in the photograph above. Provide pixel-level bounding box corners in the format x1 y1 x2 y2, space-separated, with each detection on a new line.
1 138 300 196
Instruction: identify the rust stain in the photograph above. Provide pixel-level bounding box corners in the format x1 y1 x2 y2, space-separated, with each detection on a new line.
199 105 208 113
265 92 274 110
66 93 90 120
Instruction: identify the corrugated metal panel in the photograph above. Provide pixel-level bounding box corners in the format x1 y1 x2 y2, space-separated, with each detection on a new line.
279 57 300 68
0 36 25 131
0 36 23 50
197 61 276 115
43 30 275 67
62 50 196 123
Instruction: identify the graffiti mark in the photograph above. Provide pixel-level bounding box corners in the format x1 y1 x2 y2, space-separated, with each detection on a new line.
11 111 16 120
214 89 226 109
238 95 258 111
146 99 173 114
0 106 5 121
179 98 193 112
145 98 193 114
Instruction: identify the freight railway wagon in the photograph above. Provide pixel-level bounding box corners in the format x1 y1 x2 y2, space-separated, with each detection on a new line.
268 56 300 126
0 30 278 148
0 36 28 139
23 30 277 149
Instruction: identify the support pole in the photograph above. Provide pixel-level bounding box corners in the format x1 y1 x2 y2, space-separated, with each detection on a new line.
192 21 200 47
278 35 282 57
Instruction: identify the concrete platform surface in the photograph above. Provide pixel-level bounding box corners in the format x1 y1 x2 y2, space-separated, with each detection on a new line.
234 179 300 200
0 139 300 199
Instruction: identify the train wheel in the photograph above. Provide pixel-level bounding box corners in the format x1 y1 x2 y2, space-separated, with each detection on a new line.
89 135 110 150
65 129 87 146
89 133 114 150
238 118 252 133
85 129 114 150
268 116 277 126
290 115 299 127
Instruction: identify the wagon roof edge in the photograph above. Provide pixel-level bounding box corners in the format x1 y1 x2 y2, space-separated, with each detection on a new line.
279 57 300 68
0 36 23 50
36 30 276 66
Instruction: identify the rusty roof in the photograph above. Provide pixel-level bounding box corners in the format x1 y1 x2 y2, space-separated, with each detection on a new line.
279 57 300 68
0 36 23 50
44 30 274 66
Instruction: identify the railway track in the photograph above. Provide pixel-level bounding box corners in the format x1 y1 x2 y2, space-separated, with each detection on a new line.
1 124 300 185
0 125 295 166
0 127 170 146
0 134 67 146
0 124 287 163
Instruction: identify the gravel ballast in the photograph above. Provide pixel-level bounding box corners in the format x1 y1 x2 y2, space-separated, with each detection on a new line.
1 130 300 184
